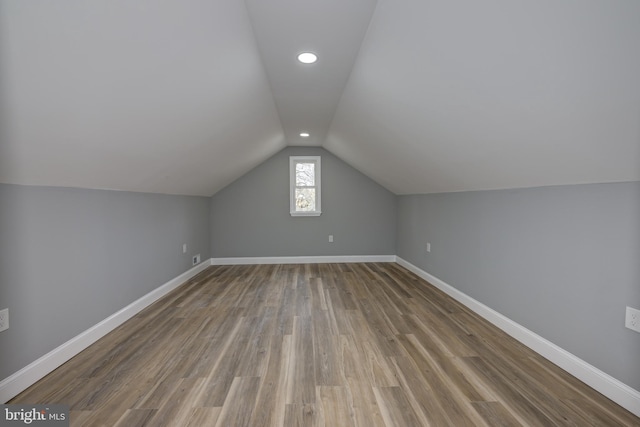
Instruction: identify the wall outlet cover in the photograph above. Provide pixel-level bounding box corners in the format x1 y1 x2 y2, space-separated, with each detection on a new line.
0 308 8 332
192 254 201 265
625 306 640 333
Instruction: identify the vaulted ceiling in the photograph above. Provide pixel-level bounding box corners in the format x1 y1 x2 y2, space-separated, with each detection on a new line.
1 0 639 196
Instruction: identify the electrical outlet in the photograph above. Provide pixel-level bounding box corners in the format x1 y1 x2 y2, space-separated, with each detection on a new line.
0 308 8 332
427 242 431 253
183 244 187 254
625 306 640 333
192 254 201 265
328 235 334 243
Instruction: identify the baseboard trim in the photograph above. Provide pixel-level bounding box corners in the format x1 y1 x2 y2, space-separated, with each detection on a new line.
3 256 638 417
210 255 397 265
0 260 212 403
395 256 640 418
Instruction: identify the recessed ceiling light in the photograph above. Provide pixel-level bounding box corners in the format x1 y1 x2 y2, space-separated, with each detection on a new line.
297 52 317 64
300 132 310 137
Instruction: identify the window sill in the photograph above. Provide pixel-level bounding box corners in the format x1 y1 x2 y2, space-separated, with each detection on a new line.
290 211 322 217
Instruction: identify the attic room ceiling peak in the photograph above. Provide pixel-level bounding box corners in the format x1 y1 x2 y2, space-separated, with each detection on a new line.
244 0 379 147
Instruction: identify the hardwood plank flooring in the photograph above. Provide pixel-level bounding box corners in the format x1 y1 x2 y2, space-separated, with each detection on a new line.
10 263 640 426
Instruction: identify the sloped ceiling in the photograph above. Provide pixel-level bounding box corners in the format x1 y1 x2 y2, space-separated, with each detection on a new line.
1 0 639 196
326 0 640 194
0 0 284 196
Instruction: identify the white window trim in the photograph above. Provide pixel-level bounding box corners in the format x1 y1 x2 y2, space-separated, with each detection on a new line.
290 156 321 216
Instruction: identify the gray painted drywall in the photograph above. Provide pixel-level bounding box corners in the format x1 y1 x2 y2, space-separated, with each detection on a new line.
210 146 396 257
0 184 210 380
397 181 640 390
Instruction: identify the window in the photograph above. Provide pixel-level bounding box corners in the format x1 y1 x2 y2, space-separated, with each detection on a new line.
290 156 321 216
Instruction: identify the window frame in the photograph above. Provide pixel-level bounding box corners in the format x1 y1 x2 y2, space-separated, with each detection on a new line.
289 156 322 216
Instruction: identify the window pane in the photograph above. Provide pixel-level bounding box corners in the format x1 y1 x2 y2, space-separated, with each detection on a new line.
295 188 316 211
295 163 315 186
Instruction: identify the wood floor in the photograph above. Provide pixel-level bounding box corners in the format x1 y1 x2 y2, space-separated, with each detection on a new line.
11 263 639 426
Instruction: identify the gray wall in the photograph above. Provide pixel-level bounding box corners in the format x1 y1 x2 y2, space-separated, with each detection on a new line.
3 158 637 399
397 182 640 390
210 147 396 257
0 184 210 380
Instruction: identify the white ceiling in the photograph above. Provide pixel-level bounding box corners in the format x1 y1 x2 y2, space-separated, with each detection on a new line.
326 0 640 194
0 0 284 196
1 0 639 196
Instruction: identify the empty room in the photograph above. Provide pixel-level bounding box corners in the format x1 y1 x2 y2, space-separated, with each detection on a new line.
1 0 639 426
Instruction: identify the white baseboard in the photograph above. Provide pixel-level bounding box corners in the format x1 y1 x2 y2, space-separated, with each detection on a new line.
0 260 212 403
210 255 396 265
395 256 640 418
4 256 638 418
